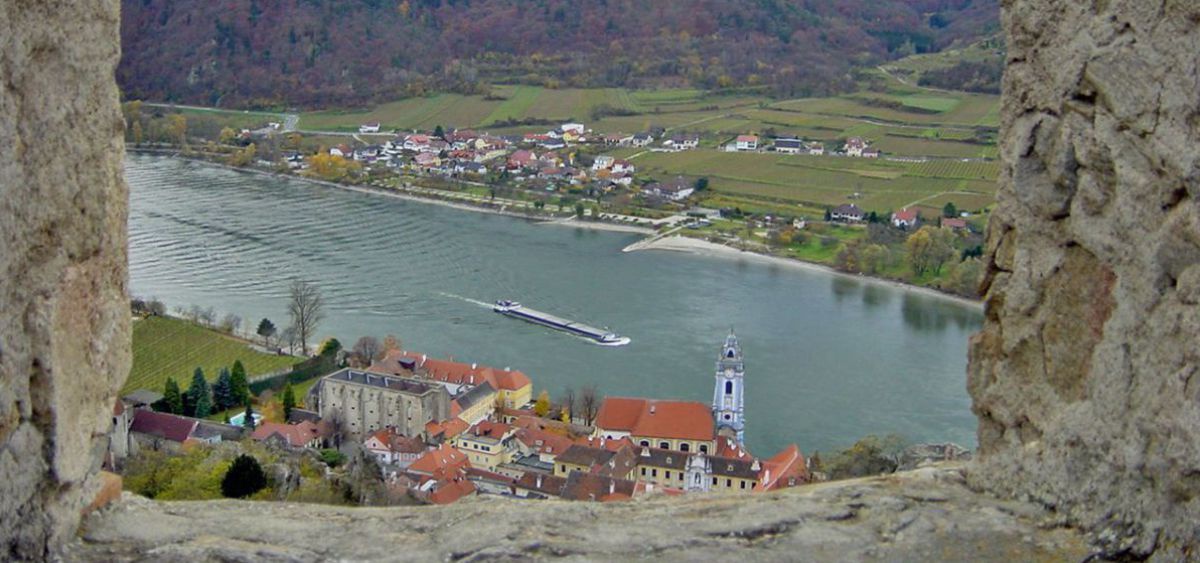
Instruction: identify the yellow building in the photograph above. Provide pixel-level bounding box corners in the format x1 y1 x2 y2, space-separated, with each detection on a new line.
450 421 516 471
552 444 637 480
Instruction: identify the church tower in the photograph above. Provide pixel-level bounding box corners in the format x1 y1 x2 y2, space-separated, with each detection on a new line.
712 330 745 444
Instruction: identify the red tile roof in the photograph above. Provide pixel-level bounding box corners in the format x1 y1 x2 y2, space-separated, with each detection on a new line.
465 420 512 440
425 418 469 441
426 470 476 505
250 421 321 448
409 444 471 476
942 218 968 229
366 427 427 454
596 397 715 442
758 444 809 491
561 472 637 502
129 410 197 443
370 350 531 392
893 208 919 222
514 427 574 456
736 135 758 142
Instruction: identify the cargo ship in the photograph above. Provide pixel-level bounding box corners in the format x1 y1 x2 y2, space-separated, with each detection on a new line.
493 300 630 346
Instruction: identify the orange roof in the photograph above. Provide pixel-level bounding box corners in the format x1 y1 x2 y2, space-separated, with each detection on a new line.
758 444 809 491
370 349 530 392
409 444 471 476
514 427 574 456
596 397 715 442
575 436 636 452
425 418 469 441
715 435 752 459
464 420 512 440
427 470 476 505
366 427 427 454
250 421 321 448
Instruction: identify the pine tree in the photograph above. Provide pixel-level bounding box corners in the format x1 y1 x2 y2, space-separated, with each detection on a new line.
282 382 296 420
212 368 233 411
230 360 249 405
188 367 212 418
221 454 267 498
162 377 183 414
242 400 256 430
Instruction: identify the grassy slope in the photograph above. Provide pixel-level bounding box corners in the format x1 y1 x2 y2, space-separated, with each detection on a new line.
128 316 298 394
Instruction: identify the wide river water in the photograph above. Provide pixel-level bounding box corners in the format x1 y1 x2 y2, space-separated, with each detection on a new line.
127 154 983 455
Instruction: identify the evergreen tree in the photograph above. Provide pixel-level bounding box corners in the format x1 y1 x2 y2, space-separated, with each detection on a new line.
824 208 832 221
162 377 183 415
221 454 267 498
212 367 234 411
230 360 249 405
242 400 256 430
256 318 277 347
282 382 296 420
318 337 341 357
942 201 958 218
188 367 212 418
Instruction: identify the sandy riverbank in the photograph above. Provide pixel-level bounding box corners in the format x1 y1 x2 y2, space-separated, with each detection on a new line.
633 235 984 309
538 217 655 234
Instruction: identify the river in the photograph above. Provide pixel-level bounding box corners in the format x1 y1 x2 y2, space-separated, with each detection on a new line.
127 154 984 456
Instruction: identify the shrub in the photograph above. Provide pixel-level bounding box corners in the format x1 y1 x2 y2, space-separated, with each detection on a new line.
221 454 268 498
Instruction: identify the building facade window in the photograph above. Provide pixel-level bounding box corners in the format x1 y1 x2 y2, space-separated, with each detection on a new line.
680 443 690 452
659 441 669 449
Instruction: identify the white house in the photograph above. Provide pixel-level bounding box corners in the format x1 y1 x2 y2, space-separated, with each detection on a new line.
666 134 699 151
612 160 635 175
735 135 759 151
561 123 585 134
844 137 868 157
891 207 920 228
644 177 695 201
806 142 825 156
631 132 654 147
592 155 615 171
359 122 381 134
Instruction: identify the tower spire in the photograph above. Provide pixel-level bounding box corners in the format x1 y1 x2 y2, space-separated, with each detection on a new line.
713 331 745 444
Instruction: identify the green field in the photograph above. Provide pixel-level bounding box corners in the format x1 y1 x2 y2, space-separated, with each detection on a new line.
631 151 997 216
128 316 298 394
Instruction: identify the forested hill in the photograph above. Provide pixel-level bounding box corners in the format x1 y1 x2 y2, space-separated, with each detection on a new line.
119 0 998 109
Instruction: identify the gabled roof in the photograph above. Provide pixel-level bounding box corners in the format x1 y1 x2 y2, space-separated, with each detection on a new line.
596 397 715 442
893 208 919 222
461 420 512 443
370 350 531 392
409 444 471 476
758 444 808 491
514 472 567 497
635 447 688 470
514 427 575 457
129 410 197 443
251 421 321 448
452 381 496 412
426 470 476 504
366 427 427 454
561 472 637 502
774 138 803 148
426 418 470 441
736 135 758 143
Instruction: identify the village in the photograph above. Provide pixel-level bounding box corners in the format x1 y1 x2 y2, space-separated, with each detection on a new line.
108 330 811 505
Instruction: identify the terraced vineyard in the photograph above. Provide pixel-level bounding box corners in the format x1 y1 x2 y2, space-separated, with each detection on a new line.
127 316 297 394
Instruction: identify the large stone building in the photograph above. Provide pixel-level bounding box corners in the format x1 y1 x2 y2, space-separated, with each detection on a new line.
318 368 451 439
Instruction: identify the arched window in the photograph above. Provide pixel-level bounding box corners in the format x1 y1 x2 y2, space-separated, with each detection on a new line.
725 381 733 394
659 441 670 449
680 443 690 452
639 440 650 447
699 445 708 454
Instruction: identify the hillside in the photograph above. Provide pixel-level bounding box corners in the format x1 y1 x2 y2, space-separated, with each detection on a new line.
118 0 998 109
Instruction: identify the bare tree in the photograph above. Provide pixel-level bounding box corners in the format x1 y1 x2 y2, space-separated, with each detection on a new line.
580 385 601 426
560 387 577 422
352 336 381 367
219 313 242 334
288 280 325 355
280 325 298 356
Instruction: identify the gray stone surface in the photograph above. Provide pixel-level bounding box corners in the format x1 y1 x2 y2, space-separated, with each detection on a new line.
69 464 1090 562
0 0 128 559
968 1 1200 559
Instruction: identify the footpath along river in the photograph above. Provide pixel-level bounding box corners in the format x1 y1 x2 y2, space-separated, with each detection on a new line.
127 154 983 456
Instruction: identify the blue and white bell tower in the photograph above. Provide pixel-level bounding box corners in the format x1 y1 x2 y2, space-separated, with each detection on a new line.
712 330 745 444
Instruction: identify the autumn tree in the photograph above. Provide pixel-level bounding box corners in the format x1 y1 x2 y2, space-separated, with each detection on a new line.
381 334 402 356
219 127 238 145
166 114 188 147
306 153 361 182
227 143 256 167
288 280 325 356
905 226 956 276
534 390 551 417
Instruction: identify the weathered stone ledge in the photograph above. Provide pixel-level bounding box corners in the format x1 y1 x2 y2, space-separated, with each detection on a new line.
66 464 1090 562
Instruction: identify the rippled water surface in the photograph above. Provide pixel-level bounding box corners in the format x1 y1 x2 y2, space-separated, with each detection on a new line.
128 154 984 455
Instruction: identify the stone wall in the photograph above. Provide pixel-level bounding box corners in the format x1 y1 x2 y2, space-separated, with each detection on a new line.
968 1 1200 559
0 1 129 559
